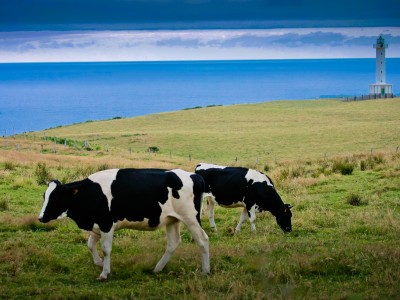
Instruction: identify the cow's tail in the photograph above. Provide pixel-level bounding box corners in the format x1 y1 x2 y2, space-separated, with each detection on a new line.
190 173 205 226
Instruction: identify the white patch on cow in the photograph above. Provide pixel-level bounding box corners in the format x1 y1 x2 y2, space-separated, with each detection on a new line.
170 169 194 197
39 181 58 219
166 169 199 220
196 163 225 171
245 169 273 187
88 169 119 210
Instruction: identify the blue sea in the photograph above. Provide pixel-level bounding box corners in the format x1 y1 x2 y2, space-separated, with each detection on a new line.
0 59 399 134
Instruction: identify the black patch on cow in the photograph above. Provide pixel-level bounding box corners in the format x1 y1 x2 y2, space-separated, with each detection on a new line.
195 166 249 206
190 174 205 225
65 179 113 232
110 169 183 228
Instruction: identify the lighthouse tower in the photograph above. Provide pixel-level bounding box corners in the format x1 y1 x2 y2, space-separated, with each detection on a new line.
369 35 393 97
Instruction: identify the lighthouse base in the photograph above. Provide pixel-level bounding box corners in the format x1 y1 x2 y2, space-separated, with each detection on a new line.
369 83 393 97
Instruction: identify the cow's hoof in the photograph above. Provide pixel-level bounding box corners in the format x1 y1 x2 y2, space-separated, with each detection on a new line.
97 275 107 281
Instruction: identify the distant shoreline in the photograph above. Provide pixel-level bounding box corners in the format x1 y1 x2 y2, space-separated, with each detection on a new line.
3 57 400 65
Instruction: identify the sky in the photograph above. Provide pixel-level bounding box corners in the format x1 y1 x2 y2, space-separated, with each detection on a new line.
1 0 400 62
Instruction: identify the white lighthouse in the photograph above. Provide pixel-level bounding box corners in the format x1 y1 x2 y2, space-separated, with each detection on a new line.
369 35 393 97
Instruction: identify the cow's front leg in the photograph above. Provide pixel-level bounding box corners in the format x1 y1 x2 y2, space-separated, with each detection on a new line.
98 229 114 281
235 207 248 233
88 232 103 267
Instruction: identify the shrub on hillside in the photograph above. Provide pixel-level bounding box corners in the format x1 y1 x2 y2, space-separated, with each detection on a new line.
35 162 52 185
360 154 386 171
263 164 271 173
332 159 354 175
148 146 159 153
346 193 368 206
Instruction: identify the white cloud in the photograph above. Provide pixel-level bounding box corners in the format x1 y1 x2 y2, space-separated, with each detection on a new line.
0 27 399 62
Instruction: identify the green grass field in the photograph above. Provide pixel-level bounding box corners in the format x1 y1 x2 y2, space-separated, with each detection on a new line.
37 98 400 163
0 98 399 299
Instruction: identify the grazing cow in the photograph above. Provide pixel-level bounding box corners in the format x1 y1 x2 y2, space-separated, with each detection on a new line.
38 168 210 280
195 163 293 233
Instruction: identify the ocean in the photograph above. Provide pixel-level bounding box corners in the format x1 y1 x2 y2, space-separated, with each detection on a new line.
0 59 399 134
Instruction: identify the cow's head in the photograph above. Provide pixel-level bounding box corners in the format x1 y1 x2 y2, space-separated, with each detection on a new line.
276 204 293 233
38 180 69 223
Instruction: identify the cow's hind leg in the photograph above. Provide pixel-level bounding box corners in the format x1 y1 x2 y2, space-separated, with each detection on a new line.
154 220 181 273
88 232 103 267
183 218 210 275
235 207 248 233
206 196 217 231
248 205 257 232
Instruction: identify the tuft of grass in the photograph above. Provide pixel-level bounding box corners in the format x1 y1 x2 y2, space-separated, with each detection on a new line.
96 163 111 172
4 161 17 171
346 193 368 206
0 195 9 211
18 216 58 232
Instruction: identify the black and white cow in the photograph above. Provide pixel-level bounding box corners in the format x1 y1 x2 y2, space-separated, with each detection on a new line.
38 168 210 280
195 163 293 233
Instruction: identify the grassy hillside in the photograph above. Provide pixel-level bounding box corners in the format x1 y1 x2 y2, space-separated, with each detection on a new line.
0 98 399 299
37 98 400 164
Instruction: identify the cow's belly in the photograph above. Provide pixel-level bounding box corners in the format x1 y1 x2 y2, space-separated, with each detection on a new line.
114 214 177 231
114 219 159 231
206 193 246 208
218 202 246 209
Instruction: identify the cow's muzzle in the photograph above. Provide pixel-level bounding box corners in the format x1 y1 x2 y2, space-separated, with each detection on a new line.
283 227 292 233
